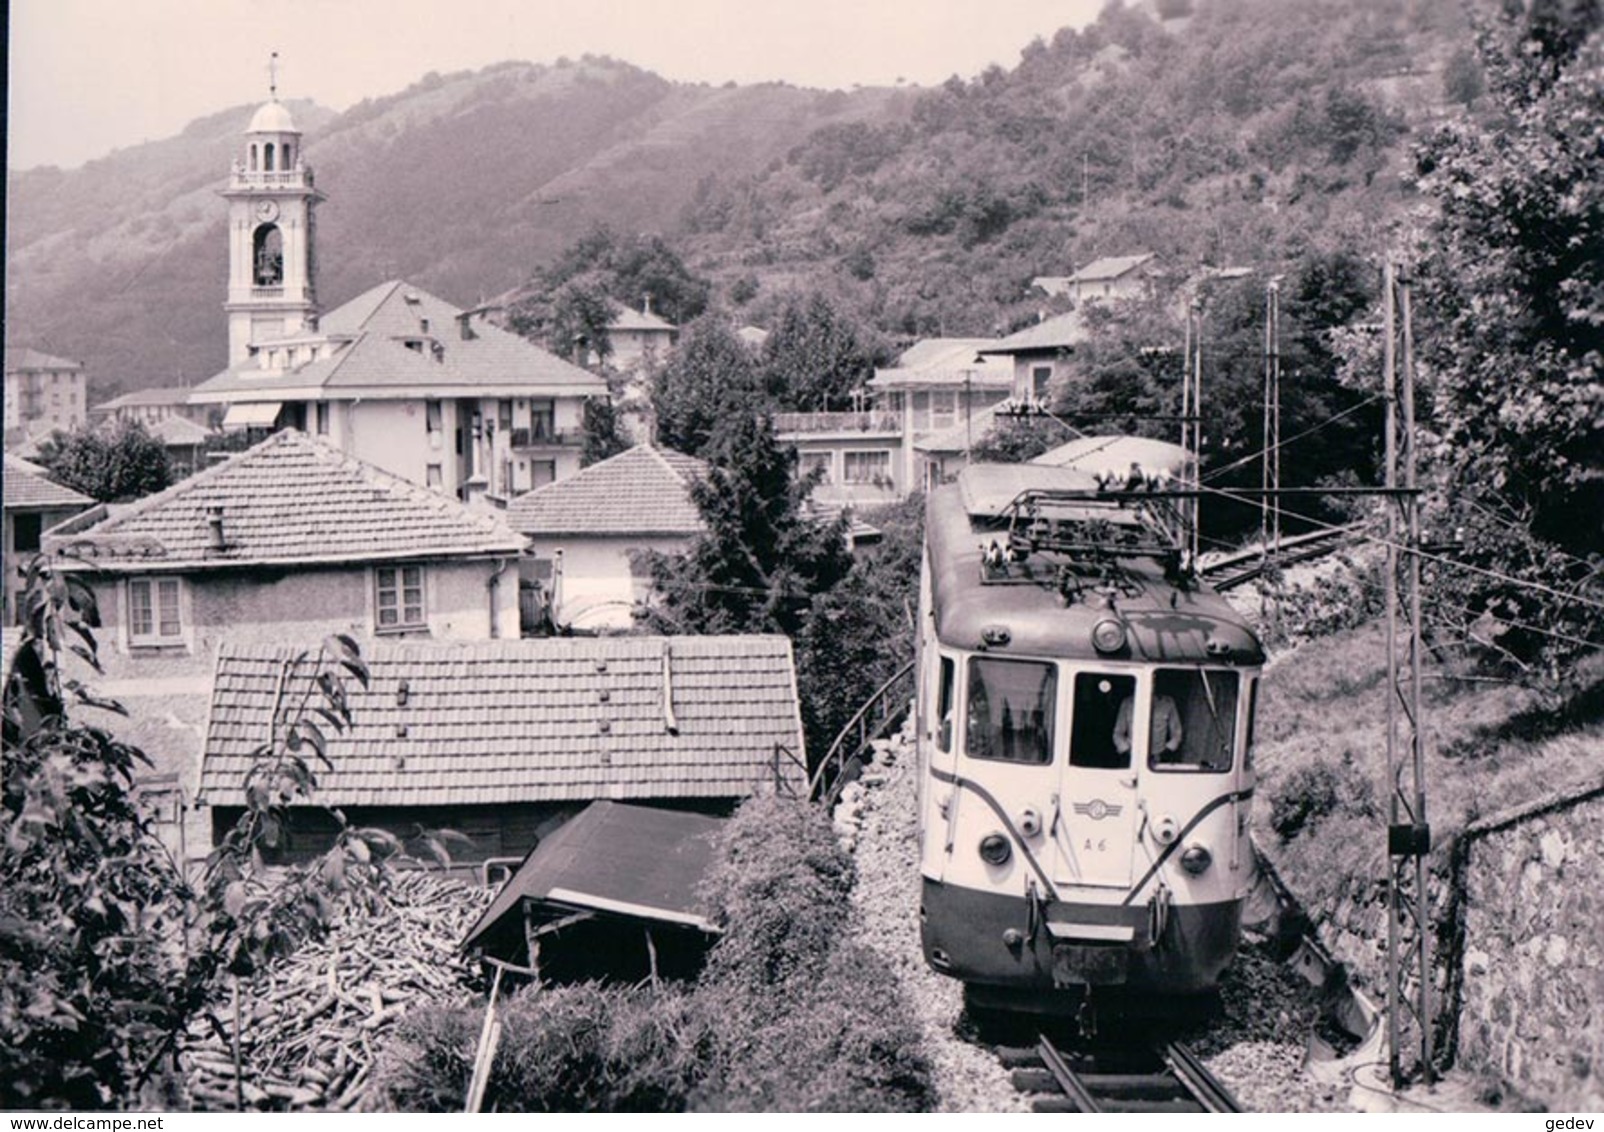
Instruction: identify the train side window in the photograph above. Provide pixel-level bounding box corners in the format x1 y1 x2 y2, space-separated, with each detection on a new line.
1071 672 1134 769
936 655 956 753
965 657 1055 764
1244 677 1258 772
1149 669 1239 773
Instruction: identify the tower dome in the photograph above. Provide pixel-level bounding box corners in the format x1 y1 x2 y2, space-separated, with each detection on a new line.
248 99 298 134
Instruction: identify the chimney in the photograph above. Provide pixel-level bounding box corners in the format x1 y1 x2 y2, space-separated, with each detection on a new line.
206 506 226 551
642 293 653 316
462 473 490 510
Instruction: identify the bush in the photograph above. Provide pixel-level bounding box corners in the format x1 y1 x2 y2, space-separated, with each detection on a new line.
372 982 704 1112
374 795 935 1112
1266 751 1375 842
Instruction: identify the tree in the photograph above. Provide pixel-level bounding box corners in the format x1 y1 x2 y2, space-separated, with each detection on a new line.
580 397 629 467
1412 4 1604 673
2 558 409 1109
34 420 171 503
651 315 769 457
638 413 850 640
2 560 190 1109
758 291 886 412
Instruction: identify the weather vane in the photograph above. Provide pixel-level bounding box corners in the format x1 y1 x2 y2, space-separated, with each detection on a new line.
269 51 280 100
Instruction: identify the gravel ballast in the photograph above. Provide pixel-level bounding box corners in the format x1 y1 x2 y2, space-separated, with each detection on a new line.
836 715 1352 1113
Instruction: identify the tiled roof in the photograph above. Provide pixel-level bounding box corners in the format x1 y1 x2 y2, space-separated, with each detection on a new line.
2 455 93 511
43 430 525 569
978 309 1089 355
93 387 195 411
869 338 1014 391
6 347 81 372
607 304 677 333
197 635 807 806
506 444 707 537
190 280 608 401
148 416 212 446
1067 253 1155 283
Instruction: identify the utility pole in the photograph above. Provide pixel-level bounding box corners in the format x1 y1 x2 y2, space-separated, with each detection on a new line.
1181 298 1203 567
1383 261 1433 1087
1260 278 1283 628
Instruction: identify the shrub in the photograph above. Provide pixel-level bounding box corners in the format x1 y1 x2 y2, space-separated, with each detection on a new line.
1266 752 1375 841
375 795 934 1112
371 982 704 1112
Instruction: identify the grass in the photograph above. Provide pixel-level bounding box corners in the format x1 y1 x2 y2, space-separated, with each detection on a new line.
1254 620 1604 912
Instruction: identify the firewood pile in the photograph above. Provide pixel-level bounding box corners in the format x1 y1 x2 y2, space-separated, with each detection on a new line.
182 869 493 1111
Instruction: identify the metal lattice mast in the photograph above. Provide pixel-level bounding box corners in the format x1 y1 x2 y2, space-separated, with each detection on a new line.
1383 261 1434 1087
1182 299 1204 567
1260 279 1283 631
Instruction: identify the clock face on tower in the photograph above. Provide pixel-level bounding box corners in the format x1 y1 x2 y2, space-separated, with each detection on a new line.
255 199 280 222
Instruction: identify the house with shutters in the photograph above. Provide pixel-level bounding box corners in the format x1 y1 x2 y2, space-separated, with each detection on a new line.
3 455 93 624
196 634 807 864
506 443 708 631
182 92 607 502
774 338 1014 506
1032 253 1158 304
42 429 527 662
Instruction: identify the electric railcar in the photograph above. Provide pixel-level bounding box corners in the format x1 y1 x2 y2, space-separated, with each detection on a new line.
916 462 1265 1013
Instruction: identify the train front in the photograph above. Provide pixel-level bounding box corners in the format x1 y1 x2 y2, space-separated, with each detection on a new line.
915 466 1266 1011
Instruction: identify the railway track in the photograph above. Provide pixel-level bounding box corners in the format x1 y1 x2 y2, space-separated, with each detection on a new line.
1002 1034 1244 1113
1201 523 1363 592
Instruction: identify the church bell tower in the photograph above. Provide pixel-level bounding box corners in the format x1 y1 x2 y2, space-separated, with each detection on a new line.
222 56 324 366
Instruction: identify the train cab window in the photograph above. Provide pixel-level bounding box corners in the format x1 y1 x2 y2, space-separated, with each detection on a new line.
1147 669 1239 773
936 655 956 753
965 657 1056 764
1072 672 1135 769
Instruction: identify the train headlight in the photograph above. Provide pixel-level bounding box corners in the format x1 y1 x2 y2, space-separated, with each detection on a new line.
979 832 1012 866
1092 618 1127 654
1152 815 1179 846
1180 843 1213 875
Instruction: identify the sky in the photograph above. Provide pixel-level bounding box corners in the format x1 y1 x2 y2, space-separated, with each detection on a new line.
8 0 1104 171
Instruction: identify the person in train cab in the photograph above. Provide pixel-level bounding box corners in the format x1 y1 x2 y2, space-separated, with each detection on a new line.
1113 692 1184 762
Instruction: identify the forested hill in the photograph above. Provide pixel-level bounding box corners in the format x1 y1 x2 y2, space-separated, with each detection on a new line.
5 60 911 396
680 0 1475 338
6 0 1474 398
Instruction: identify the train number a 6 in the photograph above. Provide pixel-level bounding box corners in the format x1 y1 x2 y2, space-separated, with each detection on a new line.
1084 838 1108 852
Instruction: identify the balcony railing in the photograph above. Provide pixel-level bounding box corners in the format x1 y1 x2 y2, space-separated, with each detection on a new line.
509 427 577 448
773 411 901 435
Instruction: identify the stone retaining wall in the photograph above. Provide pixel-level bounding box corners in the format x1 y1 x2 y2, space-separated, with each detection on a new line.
1454 780 1604 1109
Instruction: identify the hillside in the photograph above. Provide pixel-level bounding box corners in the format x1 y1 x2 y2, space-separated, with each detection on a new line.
5 0 1478 401
4 58 911 398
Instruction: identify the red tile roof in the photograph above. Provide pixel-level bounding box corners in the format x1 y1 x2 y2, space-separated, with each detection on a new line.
197 635 807 806
2 455 94 511
506 444 707 537
43 430 525 569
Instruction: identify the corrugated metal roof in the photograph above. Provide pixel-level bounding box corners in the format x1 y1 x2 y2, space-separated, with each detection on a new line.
462 801 725 952
196 635 807 806
2 455 94 511
44 430 525 568
506 444 707 537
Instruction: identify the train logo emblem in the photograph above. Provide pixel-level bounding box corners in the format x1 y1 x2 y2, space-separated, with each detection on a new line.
1072 799 1122 821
